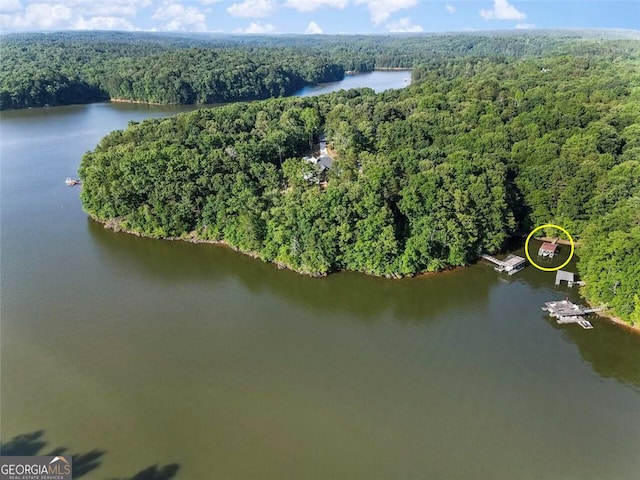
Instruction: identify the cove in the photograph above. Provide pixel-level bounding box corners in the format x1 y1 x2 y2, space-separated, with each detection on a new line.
1 71 639 480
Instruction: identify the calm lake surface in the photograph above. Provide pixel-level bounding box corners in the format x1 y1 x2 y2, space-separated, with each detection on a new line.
293 70 411 96
1 71 639 479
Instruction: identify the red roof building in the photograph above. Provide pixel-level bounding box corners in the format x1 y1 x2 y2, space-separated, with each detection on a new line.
538 242 558 257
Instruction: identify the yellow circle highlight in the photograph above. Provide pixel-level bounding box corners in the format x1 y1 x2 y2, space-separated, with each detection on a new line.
525 224 575 272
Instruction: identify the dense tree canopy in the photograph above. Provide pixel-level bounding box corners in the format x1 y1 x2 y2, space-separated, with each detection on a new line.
73 34 640 324
3 30 637 110
0 33 347 109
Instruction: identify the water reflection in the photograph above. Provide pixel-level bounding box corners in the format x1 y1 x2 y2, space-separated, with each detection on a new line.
293 70 410 97
3 75 639 480
519 246 640 390
87 219 497 323
86 217 640 392
561 320 640 391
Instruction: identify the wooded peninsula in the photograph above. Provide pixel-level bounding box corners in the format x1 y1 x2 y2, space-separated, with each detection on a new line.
4 32 638 326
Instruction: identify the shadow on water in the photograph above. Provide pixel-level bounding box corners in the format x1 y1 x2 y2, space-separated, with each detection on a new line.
557 317 640 391
87 218 498 323
0 430 103 478
0 431 180 480
0 431 48 456
519 242 640 390
110 464 181 480
87 219 640 388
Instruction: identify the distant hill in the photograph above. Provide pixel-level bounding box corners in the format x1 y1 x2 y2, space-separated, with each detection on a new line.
3 30 638 110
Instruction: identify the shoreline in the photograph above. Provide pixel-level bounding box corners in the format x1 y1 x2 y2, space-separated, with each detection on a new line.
3 71 411 112
585 301 640 334
94 216 452 280
345 67 412 74
109 98 166 106
97 216 326 277
96 216 640 334
375 67 413 71
578 288 640 333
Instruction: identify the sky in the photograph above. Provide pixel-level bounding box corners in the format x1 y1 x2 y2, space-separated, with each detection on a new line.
0 1 638 34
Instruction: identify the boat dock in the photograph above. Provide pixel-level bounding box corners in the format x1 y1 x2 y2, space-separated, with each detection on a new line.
542 300 602 329
480 254 526 275
555 315 594 329
555 270 586 287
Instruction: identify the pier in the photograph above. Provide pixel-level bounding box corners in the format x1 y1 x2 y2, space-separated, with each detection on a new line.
542 300 602 329
480 254 526 275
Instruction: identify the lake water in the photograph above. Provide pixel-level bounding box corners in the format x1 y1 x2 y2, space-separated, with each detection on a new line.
1 72 639 479
293 70 411 96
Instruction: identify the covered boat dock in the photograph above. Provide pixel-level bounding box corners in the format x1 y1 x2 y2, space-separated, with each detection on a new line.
480 254 527 275
542 300 602 329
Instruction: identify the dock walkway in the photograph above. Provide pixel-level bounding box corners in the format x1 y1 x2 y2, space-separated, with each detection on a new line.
480 254 526 275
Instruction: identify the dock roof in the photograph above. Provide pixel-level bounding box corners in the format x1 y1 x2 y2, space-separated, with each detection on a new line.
539 242 558 252
555 270 574 283
504 255 526 268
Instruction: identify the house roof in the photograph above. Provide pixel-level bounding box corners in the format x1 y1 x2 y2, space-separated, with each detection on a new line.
539 242 558 252
317 156 333 170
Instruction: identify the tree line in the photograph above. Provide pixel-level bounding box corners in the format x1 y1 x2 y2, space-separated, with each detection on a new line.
78 36 640 324
3 31 637 110
0 37 345 109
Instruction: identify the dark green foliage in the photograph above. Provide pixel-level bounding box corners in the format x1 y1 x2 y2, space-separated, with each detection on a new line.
0 34 345 109
75 34 640 324
578 165 640 324
4 31 638 110
579 201 640 324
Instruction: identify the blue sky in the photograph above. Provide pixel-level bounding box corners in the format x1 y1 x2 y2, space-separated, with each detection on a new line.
0 1 638 34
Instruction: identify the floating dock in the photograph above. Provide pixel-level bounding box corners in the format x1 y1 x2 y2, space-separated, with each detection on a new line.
542 300 602 329
480 254 526 275
555 315 594 329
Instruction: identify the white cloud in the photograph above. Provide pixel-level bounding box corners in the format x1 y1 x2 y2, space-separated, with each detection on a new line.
227 0 275 18
66 0 151 18
75 4 136 17
284 0 348 12
445 5 455 15
152 3 207 31
200 0 221 4
386 16 422 33
0 0 22 14
0 0 155 31
1 2 72 30
515 23 535 29
480 0 526 21
355 0 417 26
237 21 276 33
304 20 323 34
74 16 138 30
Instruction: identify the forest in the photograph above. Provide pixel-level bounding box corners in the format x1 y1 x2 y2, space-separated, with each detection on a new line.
1 30 632 110
0 33 348 109
77 34 640 325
